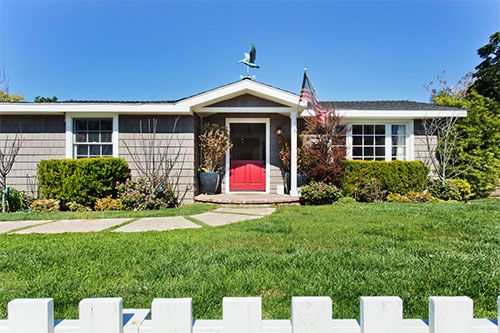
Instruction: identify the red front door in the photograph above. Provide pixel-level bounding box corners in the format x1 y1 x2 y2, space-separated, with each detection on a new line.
230 160 266 191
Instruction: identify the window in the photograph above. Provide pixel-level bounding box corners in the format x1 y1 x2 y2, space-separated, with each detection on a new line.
74 118 113 158
352 125 386 160
391 125 406 160
350 123 408 161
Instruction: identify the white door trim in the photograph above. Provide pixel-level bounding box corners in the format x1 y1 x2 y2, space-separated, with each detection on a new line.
225 118 271 194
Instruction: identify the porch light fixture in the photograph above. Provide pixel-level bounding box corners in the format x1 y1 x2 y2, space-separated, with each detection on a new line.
275 127 284 136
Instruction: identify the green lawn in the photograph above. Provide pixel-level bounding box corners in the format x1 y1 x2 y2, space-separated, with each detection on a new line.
0 199 498 320
0 203 215 221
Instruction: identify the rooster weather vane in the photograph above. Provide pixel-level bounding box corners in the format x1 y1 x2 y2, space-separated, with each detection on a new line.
238 44 260 78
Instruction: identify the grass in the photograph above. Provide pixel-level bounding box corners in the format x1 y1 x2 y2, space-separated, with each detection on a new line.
0 203 215 221
0 199 498 320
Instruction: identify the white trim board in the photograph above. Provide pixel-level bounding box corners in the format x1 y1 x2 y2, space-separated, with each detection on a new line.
224 118 271 194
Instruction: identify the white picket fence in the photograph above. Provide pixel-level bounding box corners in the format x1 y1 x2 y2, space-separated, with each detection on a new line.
0 296 498 333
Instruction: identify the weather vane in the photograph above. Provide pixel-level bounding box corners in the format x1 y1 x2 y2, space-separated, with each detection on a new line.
238 44 260 79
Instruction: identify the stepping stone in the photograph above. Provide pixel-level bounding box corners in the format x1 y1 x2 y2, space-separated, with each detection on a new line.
114 216 200 232
191 212 261 227
14 218 130 234
0 220 51 233
214 207 276 216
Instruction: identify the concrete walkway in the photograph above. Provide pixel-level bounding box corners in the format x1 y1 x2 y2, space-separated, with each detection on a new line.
2 207 276 234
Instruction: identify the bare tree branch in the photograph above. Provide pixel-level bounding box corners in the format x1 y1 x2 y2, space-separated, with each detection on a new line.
122 117 192 205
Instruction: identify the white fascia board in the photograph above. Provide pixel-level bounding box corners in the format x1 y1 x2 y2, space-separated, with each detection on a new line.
178 80 300 109
300 109 467 119
198 107 294 114
0 103 191 114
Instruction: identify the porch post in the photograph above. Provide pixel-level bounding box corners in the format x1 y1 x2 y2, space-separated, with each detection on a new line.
290 110 299 197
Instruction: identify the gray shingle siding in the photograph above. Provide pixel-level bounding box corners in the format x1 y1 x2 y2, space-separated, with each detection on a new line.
119 115 197 203
0 115 66 193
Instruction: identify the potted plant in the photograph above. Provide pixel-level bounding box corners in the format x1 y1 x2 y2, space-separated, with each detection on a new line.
198 123 232 194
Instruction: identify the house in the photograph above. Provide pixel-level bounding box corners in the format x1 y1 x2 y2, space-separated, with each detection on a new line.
0 78 466 202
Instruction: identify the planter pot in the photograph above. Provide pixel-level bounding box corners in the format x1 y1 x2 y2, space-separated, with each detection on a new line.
199 172 220 195
285 172 307 194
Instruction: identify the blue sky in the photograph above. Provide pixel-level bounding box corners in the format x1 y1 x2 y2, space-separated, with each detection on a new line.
0 1 498 102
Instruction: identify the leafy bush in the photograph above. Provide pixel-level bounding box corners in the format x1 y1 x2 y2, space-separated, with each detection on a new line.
67 202 92 212
428 178 474 202
30 199 60 212
342 161 430 200
117 177 177 210
337 196 356 204
95 196 125 211
37 158 130 207
355 177 387 203
300 181 343 205
387 191 434 203
0 188 34 212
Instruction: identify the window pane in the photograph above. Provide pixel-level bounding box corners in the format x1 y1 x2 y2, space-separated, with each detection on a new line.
364 136 374 145
392 146 406 160
101 120 112 131
88 132 99 142
352 125 362 135
392 135 406 146
89 120 100 131
375 147 385 157
364 125 374 134
375 157 385 161
353 135 362 145
89 145 100 156
101 132 112 142
76 145 88 156
392 124 406 136
353 147 362 157
375 125 385 135
101 145 112 156
364 147 373 156
375 136 385 145
75 132 87 143
75 119 87 131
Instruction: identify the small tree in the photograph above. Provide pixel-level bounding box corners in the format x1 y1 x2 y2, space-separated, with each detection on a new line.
0 68 23 103
199 123 232 173
0 131 24 212
123 117 191 204
300 107 346 185
421 115 465 184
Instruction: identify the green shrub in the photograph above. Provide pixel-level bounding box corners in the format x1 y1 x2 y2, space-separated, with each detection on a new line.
356 177 387 202
0 188 34 212
337 196 356 204
66 202 92 212
95 196 125 211
117 177 178 210
300 181 343 205
30 199 60 212
37 158 131 207
342 161 430 201
387 191 434 203
428 178 474 202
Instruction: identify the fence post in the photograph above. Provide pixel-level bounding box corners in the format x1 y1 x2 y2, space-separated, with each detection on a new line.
8 298 54 333
429 296 473 333
222 297 261 333
79 297 123 333
360 296 402 333
151 298 192 333
291 297 332 333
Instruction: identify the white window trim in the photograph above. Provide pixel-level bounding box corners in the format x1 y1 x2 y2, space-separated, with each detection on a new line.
224 118 271 194
346 120 414 161
65 113 119 158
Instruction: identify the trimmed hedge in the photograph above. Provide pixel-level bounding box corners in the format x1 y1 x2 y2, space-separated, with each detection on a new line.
341 161 430 199
37 158 131 207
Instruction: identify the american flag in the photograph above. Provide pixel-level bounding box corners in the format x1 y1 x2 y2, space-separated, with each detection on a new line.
299 71 329 123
